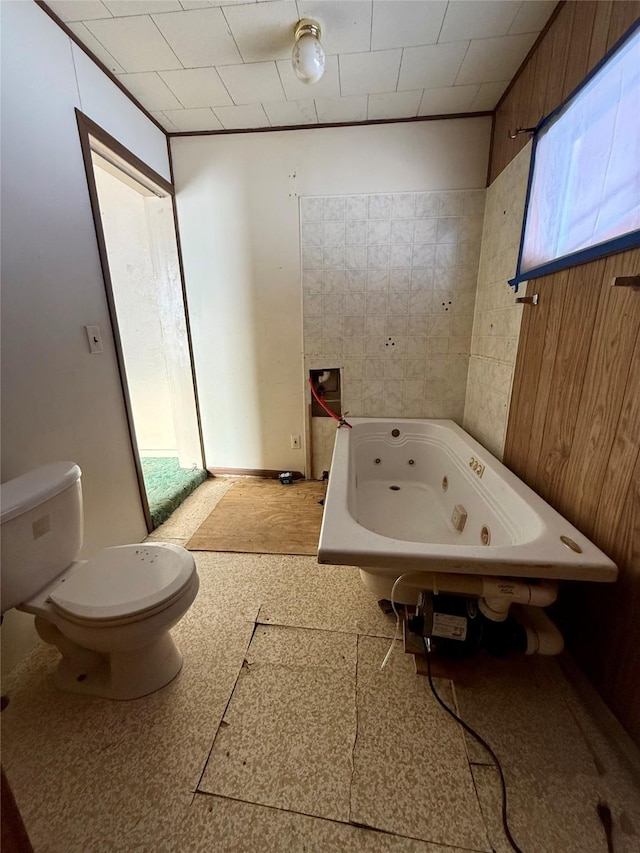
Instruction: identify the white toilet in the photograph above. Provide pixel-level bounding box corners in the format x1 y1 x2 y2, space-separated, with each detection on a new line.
0 461 199 700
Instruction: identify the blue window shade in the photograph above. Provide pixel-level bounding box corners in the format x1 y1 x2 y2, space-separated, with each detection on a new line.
510 20 640 291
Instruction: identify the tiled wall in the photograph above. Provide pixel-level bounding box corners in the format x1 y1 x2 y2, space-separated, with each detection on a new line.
463 143 532 459
300 189 485 477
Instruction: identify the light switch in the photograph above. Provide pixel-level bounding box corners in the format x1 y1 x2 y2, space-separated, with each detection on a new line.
85 325 103 354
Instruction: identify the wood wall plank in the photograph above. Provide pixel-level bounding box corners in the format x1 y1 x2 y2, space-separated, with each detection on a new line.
558 266 640 537
543 2 576 116
593 330 640 555
532 262 604 511
522 279 568 485
587 1 614 71
606 0 640 48
561 1 597 99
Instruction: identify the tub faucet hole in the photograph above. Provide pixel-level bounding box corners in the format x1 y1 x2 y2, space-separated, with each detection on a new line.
481 526 491 546
374 458 381 464
391 429 400 437
389 485 401 491
408 459 415 466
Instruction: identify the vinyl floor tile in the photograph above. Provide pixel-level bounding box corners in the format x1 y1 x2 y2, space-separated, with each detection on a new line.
191 550 397 638
454 652 633 853
350 636 491 850
199 625 357 822
162 792 461 853
1 609 255 853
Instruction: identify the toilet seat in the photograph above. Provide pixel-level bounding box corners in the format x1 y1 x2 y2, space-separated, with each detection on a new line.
49 543 195 625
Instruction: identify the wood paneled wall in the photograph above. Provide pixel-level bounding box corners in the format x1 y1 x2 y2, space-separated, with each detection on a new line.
504 256 640 740
493 2 640 742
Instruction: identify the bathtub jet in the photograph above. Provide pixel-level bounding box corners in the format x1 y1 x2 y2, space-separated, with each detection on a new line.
318 419 617 656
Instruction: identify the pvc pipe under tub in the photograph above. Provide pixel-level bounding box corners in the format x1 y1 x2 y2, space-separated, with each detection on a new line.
515 605 565 655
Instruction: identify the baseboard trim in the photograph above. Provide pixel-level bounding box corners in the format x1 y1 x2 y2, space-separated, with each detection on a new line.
207 467 305 480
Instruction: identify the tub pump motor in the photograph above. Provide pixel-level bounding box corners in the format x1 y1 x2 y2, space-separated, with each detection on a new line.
409 592 528 659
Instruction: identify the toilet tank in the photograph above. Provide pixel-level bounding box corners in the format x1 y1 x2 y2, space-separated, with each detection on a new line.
0 462 83 613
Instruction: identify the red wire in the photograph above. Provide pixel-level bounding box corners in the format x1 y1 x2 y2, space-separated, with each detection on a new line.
308 377 352 428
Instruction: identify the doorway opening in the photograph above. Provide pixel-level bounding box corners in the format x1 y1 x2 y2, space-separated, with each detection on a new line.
77 112 206 530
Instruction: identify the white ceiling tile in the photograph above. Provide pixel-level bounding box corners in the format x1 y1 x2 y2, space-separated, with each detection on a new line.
68 22 125 73
163 107 223 130
314 95 368 123
398 42 469 91
151 110 179 131
297 1 372 55
509 1 556 34
116 71 184 109
217 61 286 104
276 55 340 101
339 50 402 97
223 1 298 62
213 103 270 129
417 84 480 116
470 80 510 110
438 1 521 43
263 99 318 126
371 1 447 51
46 1 112 22
103 1 181 16
152 8 242 67
367 90 422 121
85 16 182 72
456 32 537 85
160 68 233 107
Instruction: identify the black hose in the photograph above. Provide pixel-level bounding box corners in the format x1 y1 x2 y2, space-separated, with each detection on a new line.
422 636 524 853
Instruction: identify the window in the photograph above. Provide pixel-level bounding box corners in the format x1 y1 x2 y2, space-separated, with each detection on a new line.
510 21 640 291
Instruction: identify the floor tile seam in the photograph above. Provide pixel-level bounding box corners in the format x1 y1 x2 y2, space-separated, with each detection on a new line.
189 617 260 805
468 763 503 853
188 789 492 853
255 618 395 640
348 634 361 824
431 677 494 853
237 660 356 679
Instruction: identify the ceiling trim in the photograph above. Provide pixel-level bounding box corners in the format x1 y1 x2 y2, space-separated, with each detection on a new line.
34 0 168 138
167 110 494 139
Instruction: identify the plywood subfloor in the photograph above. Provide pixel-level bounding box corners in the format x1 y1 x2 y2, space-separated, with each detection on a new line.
185 479 326 555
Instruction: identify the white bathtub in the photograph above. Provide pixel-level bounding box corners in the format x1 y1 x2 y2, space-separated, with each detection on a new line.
318 419 617 601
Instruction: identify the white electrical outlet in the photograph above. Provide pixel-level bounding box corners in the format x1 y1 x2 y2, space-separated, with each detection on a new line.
290 435 301 449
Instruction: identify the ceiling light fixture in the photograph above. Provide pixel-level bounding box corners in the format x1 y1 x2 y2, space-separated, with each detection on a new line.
292 19 326 85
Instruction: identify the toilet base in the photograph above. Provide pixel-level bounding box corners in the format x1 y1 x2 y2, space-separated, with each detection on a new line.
56 632 184 700
35 617 184 700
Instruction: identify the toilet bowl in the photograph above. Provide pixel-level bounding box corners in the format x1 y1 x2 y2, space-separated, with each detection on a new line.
0 462 199 700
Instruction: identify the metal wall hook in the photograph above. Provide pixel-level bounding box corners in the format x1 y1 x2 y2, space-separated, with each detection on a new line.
508 126 536 139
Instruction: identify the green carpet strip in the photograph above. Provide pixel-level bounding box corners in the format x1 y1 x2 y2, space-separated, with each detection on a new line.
141 457 208 529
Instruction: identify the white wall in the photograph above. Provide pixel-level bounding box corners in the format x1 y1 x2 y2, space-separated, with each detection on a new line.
0 1 169 674
172 119 491 472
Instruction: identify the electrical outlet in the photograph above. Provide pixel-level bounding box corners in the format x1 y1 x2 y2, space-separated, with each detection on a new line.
290 435 301 450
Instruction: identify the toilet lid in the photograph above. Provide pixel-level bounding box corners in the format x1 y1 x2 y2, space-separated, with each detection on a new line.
49 543 195 622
